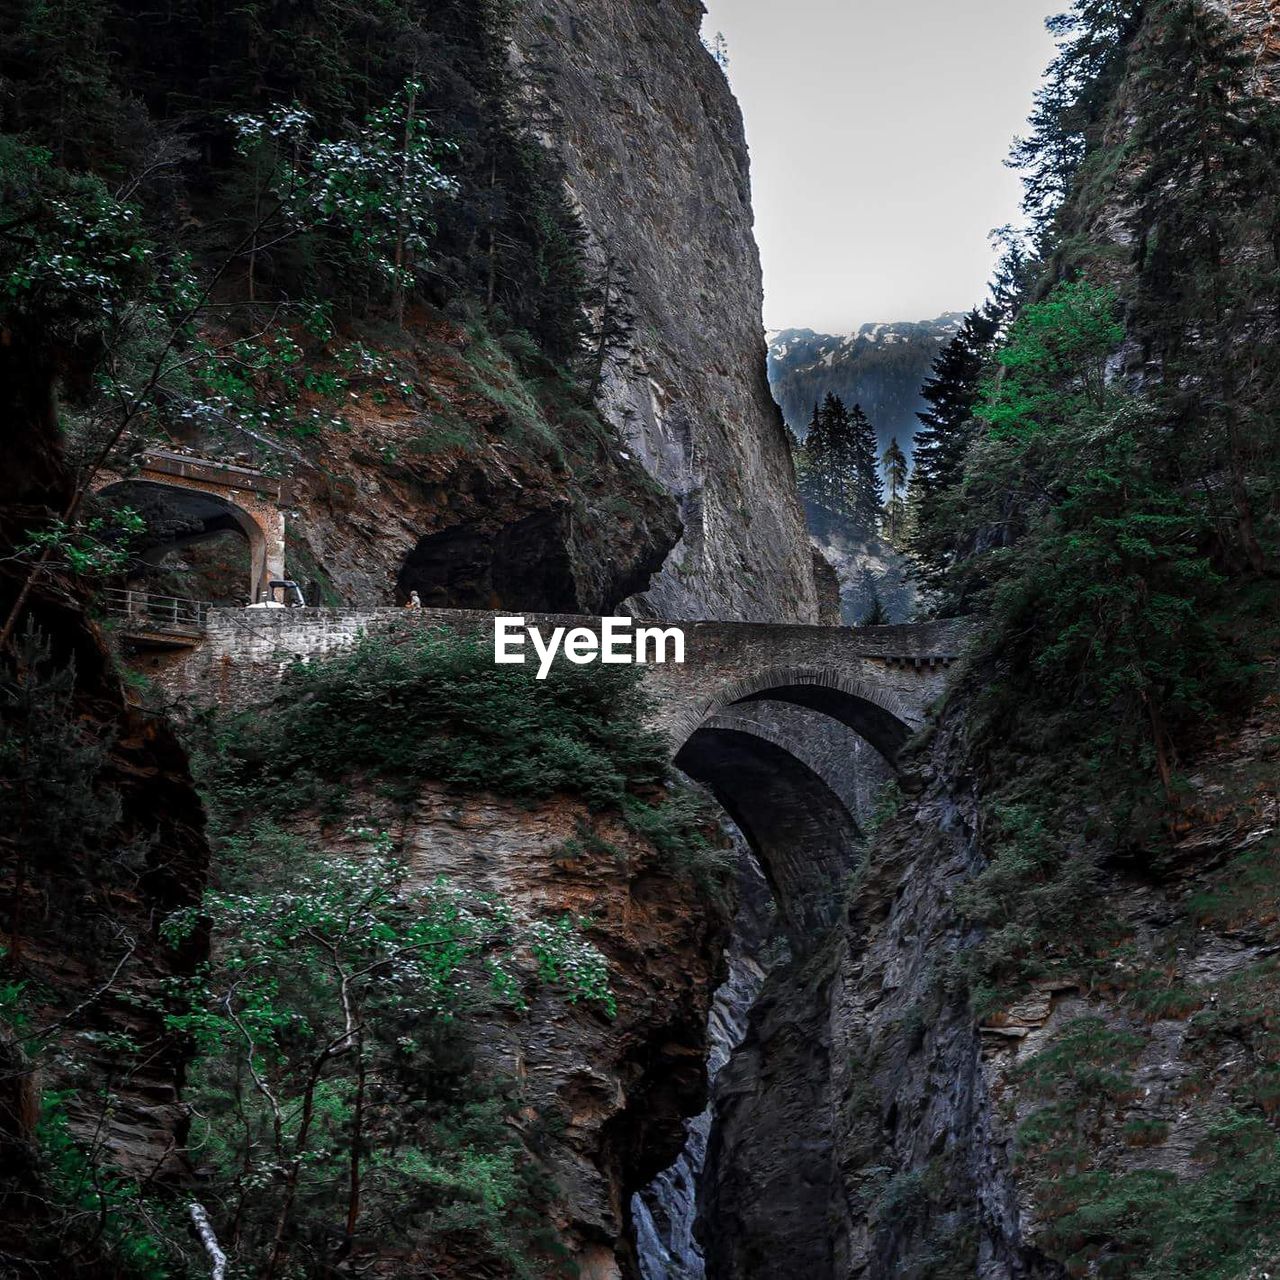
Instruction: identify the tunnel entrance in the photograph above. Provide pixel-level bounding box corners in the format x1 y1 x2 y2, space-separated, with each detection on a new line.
99 480 265 606
93 450 287 606
396 510 581 611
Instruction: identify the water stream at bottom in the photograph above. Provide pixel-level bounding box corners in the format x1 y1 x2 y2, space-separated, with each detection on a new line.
632 847 773 1278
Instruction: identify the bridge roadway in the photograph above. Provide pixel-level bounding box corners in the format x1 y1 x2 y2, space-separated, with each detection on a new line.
150 607 967 946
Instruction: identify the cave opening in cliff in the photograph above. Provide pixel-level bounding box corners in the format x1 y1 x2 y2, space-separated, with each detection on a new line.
396 511 582 612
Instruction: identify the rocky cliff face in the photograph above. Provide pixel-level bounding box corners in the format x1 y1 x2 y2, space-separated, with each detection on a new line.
634 846 771 1280
698 719 1045 1280
694 7 1280 1276
804 508 918 626
509 0 819 624
0 374 209 1263
279 779 731 1280
231 311 682 615
699 658 1280 1279
234 0 819 627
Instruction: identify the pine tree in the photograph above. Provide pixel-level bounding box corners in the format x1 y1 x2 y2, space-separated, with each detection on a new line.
908 306 1002 589
1007 0 1144 239
881 436 908 542
800 392 859 520
860 582 889 626
799 394 887 535
583 250 635 398
1129 0 1280 574
849 403 883 530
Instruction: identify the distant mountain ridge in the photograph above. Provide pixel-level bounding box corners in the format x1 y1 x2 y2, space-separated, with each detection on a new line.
767 314 965 457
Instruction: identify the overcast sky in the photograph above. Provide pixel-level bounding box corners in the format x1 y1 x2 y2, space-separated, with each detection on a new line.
700 0 1060 333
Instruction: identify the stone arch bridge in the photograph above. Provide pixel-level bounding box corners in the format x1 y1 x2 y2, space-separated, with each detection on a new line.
154 607 965 948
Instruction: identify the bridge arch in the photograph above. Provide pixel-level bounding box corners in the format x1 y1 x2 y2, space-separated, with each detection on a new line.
669 665 916 950
675 726 864 941
667 664 917 765
94 451 286 603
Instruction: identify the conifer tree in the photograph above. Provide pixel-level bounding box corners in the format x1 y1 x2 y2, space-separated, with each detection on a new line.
860 582 889 626
583 250 636 398
1007 0 1144 238
908 306 1001 589
800 392 858 519
799 394 887 535
1129 0 1280 574
849 403 883 530
881 436 908 541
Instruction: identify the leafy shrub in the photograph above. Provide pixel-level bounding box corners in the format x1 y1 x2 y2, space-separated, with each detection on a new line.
216 628 670 812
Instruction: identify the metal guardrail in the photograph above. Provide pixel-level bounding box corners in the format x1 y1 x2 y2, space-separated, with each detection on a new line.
103 588 213 634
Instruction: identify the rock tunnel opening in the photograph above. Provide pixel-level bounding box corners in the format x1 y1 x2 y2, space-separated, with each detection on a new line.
396 510 581 611
97 480 265 606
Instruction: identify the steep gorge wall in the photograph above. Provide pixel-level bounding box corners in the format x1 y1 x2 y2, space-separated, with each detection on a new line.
510 0 819 624
250 0 818 627
4 1 820 1273
316 781 731 1280
0 378 209 1262
701 643 1280 1280
698 722 1043 1280
696 5 1280 1276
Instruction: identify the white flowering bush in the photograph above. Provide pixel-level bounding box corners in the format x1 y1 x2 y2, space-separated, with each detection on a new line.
0 139 155 333
529 916 616 1016
232 83 457 307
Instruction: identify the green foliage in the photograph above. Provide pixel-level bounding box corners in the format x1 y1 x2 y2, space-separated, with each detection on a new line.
169 630 729 1272
621 787 737 899
1012 954 1280 1277
161 826 610 1276
1016 1017 1143 1102
0 962 195 1278
528 915 616 1017
1 0 592 362
1029 1113 1280 1278
880 436 909 541
954 806 1103 1008
859 587 889 627
1128 0 1280 575
32 1097 185 1279
1008 0 1144 239
906 304 1002 595
798 392 884 532
231 87 457 317
0 133 171 444
924 282 1250 999
16 505 144 576
0 137 157 340
215 629 670 811
864 781 903 833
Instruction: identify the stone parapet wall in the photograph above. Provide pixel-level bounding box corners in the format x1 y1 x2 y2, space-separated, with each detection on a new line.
153 608 964 742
